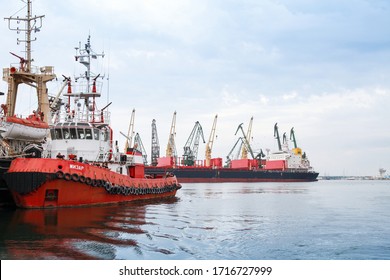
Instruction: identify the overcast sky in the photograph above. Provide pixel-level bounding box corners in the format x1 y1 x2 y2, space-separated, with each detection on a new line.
1 0 390 176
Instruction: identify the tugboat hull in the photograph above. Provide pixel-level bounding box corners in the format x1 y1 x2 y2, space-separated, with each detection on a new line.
4 158 181 208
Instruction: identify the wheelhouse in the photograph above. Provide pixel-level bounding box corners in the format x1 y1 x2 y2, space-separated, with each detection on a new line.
48 122 112 161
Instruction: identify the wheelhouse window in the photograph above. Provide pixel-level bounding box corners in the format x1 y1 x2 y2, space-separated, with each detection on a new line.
54 128 63 139
77 128 85 139
70 128 77 139
85 128 93 140
63 128 70 139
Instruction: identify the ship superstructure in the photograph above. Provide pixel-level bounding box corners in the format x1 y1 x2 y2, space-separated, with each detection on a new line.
1 0 55 159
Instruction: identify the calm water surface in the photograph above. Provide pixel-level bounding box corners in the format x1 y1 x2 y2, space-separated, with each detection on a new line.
0 180 389 260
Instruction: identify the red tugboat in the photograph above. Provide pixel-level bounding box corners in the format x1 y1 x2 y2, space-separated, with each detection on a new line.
4 33 180 208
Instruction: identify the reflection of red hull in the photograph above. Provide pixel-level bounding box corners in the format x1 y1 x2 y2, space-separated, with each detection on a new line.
3 205 150 259
4 158 181 208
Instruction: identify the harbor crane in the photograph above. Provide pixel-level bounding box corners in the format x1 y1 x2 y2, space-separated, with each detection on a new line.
234 123 255 159
205 115 218 167
151 119 160 166
226 122 265 167
166 111 177 158
226 137 245 164
134 133 148 165
274 123 282 151
182 121 205 166
124 109 135 152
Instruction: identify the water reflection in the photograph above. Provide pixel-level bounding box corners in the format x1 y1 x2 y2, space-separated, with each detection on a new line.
1 181 389 260
0 198 178 259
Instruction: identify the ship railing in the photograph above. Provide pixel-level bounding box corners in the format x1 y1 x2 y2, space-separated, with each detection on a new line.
69 80 104 96
3 64 55 78
56 109 111 124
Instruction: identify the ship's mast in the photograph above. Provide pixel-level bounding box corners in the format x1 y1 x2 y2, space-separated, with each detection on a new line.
3 0 55 123
73 35 105 122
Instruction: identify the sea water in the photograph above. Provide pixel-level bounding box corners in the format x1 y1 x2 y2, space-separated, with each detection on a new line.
0 180 389 260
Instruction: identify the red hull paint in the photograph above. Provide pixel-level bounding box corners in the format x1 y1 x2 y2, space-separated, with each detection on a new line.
5 158 180 208
10 181 178 208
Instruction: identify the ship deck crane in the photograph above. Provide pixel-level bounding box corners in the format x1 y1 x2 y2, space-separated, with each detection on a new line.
182 121 205 166
274 123 282 151
290 127 297 148
289 127 303 157
124 109 135 152
282 132 289 150
166 111 177 158
205 114 218 167
151 119 160 166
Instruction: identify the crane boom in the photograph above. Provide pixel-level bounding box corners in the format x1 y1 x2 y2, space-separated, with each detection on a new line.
124 109 135 152
274 123 282 151
241 116 253 159
235 123 255 159
166 111 177 158
290 127 297 148
205 114 218 167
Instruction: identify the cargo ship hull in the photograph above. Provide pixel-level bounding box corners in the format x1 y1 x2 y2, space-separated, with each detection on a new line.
145 167 319 183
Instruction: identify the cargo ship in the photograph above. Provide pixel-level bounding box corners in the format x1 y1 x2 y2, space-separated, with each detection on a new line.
145 154 318 183
2 1 180 208
145 119 319 183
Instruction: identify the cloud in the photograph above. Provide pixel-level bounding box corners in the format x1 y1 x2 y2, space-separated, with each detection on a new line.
2 0 390 176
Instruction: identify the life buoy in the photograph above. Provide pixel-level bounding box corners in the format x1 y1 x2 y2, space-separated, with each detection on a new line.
64 173 71 181
56 171 64 179
71 173 79 182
